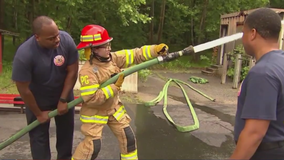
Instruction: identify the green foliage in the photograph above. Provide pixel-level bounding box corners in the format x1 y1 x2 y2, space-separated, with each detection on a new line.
78 50 86 61
1 0 282 94
2 0 271 50
138 69 152 82
0 37 18 93
149 50 213 70
189 76 208 84
226 45 251 81
241 66 250 81
199 55 211 65
1 0 278 73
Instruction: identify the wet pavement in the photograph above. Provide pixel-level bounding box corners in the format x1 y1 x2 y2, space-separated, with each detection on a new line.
134 104 235 159
0 101 236 159
0 71 238 159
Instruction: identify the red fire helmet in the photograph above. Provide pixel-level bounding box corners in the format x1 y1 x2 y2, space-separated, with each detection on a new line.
77 24 113 50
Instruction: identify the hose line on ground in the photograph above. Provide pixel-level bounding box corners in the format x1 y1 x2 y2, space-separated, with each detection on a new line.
144 78 215 132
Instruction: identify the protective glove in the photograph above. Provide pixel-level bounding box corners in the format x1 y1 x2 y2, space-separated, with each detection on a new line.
155 43 169 56
114 73 125 90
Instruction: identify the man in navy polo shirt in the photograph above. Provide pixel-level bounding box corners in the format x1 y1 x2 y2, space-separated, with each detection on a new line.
12 16 79 159
230 8 284 159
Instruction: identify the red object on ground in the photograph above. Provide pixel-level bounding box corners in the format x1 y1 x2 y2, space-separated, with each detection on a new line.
0 33 2 74
0 94 82 106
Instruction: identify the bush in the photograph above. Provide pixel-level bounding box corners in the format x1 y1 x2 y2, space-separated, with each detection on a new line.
226 45 252 81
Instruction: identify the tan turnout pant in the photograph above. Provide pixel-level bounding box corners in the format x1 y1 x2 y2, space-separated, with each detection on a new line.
72 113 138 160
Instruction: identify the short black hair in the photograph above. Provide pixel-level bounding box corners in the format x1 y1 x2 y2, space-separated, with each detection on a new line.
32 16 54 35
244 8 282 41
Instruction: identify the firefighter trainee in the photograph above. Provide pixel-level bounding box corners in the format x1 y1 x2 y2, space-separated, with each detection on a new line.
71 24 169 160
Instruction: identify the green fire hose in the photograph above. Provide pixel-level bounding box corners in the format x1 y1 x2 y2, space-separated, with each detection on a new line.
0 46 195 150
144 78 215 132
0 32 244 150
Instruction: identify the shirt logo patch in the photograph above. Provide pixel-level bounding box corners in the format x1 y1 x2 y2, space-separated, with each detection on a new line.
54 55 65 66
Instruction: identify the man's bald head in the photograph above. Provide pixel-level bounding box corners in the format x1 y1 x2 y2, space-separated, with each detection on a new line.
32 16 55 35
32 16 60 49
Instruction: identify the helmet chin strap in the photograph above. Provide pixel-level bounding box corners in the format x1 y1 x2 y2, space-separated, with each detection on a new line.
94 53 112 62
89 51 112 64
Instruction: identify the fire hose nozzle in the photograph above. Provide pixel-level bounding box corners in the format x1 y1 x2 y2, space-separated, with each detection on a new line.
182 45 195 56
161 45 195 62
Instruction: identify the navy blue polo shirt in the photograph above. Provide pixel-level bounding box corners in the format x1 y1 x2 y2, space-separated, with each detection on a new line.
234 50 284 142
12 31 79 110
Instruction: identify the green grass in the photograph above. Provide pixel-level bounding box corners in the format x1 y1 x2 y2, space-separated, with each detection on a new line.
149 50 213 70
0 36 20 94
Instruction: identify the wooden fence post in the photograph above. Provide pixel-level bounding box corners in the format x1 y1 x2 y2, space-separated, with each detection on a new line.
221 52 228 84
232 54 242 89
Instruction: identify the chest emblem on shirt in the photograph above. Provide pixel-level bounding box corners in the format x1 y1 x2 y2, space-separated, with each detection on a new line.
54 55 65 66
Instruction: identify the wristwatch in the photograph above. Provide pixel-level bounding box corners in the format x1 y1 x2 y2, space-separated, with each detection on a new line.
59 98 67 103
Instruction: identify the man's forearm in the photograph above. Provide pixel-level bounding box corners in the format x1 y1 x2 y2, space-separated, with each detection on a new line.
20 90 42 116
60 71 78 99
230 130 262 159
